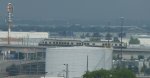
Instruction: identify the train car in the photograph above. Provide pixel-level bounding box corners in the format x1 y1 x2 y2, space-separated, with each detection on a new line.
38 39 83 47
38 38 127 48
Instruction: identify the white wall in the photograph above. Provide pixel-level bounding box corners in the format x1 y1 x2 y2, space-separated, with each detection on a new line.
46 47 112 78
0 31 48 38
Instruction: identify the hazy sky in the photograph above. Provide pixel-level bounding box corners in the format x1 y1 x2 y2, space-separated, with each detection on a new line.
0 0 150 21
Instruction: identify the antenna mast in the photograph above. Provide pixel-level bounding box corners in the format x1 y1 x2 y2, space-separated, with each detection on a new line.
7 2 13 45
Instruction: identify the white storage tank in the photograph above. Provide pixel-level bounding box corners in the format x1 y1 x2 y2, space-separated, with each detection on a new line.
46 47 112 78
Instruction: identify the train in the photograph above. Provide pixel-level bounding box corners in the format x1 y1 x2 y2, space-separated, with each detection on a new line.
38 38 127 48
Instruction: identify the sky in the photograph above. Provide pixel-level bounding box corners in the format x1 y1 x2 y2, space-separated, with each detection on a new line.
0 0 150 21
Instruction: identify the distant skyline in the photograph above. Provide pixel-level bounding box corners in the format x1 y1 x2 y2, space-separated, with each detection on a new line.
0 0 150 21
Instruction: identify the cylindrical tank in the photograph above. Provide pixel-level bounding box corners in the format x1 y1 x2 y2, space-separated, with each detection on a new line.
46 47 112 78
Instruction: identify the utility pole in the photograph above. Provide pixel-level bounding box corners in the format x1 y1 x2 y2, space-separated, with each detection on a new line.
87 55 88 72
120 17 124 68
120 17 124 61
64 64 69 78
86 55 89 78
107 22 111 48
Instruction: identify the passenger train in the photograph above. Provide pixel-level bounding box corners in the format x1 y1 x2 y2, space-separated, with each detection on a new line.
38 38 127 48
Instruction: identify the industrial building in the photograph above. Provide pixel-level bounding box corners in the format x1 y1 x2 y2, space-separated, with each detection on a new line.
0 31 49 45
0 31 48 39
45 47 112 78
1 2 150 78
0 44 46 77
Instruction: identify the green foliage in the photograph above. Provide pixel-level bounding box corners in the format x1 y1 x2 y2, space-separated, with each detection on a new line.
113 37 120 42
130 56 134 60
85 33 90 37
90 37 101 41
113 69 136 78
129 37 140 44
128 65 139 74
92 32 102 37
113 54 120 60
138 55 144 60
80 34 85 39
118 32 126 38
105 33 112 40
83 68 136 78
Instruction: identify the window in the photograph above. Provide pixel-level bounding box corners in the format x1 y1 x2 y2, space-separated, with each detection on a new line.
86 43 89 45
102 43 104 46
84 43 89 45
59 42 61 45
45 41 47 44
77 43 82 46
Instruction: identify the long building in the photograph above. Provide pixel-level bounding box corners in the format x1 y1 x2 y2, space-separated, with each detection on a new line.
0 31 49 45
46 47 112 78
0 31 48 38
2 37 150 78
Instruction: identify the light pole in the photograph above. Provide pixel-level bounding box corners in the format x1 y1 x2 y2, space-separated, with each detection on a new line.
64 64 69 78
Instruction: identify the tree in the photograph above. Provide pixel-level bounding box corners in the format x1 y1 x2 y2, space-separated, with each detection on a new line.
92 32 101 37
90 32 103 41
80 34 85 39
130 56 134 60
105 33 112 40
83 68 136 78
83 69 111 78
85 33 90 37
113 68 136 78
129 37 140 44
118 32 126 38
113 37 120 42
138 55 144 60
128 64 139 74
